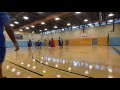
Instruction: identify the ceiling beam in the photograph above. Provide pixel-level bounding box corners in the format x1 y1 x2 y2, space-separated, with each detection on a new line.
18 12 73 29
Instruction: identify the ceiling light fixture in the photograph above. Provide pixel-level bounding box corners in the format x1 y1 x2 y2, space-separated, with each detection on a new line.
23 16 29 20
14 21 19 24
67 23 71 26
26 27 29 29
75 12 81 14
10 24 14 27
19 29 23 31
84 19 88 22
108 13 114 17
31 25 35 28
54 26 57 28
45 28 47 31
41 22 45 25
55 17 60 21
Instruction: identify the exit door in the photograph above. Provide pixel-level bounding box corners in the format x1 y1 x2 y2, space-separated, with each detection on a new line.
92 38 98 45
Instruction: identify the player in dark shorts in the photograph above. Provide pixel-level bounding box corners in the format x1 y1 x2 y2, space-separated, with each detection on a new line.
38 40 41 49
60 39 63 48
0 12 19 78
48 39 51 47
58 37 61 49
28 39 32 50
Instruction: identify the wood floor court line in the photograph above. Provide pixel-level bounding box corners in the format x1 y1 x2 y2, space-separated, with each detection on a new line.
32 56 93 78
5 60 44 76
112 47 120 55
5 46 120 78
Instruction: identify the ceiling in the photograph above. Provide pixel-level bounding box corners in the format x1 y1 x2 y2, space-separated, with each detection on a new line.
8 12 120 33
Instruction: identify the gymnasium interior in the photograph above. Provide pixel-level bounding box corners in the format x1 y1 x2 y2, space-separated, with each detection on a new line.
3 12 120 78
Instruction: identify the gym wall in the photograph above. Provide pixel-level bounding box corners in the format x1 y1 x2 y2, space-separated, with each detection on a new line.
4 23 120 47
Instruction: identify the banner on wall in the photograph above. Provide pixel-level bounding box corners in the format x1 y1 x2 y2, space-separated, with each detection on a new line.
80 33 87 37
15 34 23 40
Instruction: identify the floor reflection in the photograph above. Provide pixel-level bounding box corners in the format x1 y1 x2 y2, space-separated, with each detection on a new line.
40 55 120 74
5 46 120 78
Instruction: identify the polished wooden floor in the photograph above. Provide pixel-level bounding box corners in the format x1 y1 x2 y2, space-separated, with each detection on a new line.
3 46 120 78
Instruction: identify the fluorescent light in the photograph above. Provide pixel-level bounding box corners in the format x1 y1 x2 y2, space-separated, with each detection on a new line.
84 19 88 22
67 23 71 26
23 16 29 20
14 21 19 24
54 26 57 28
19 29 23 31
10 24 14 27
44 28 47 31
41 22 45 25
31 25 35 28
75 12 81 14
39 30 42 31
108 13 114 17
26 27 29 29
62 29 64 31
55 17 60 21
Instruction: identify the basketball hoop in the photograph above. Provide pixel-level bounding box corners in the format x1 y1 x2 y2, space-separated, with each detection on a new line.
80 33 87 37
